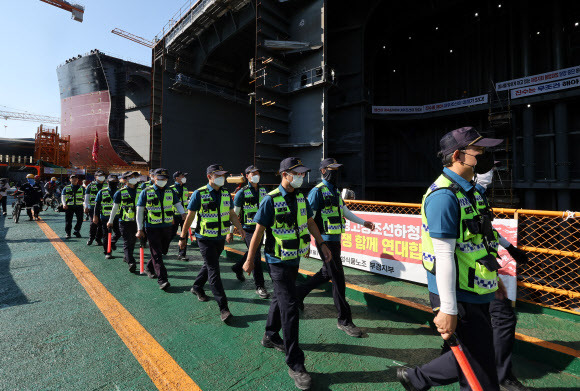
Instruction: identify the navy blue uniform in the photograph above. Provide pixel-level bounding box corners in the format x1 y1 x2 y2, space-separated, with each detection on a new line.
253 185 313 373
231 185 266 289
296 179 353 326
188 184 233 311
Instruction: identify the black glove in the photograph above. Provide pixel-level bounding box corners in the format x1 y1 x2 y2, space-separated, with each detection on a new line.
507 245 529 265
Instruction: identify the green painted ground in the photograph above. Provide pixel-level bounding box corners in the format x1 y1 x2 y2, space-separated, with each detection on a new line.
1 208 579 390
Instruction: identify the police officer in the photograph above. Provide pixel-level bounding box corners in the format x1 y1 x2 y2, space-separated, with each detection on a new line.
178 164 245 322
170 171 190 261
109 171 140 272
139 170 155 193
230 165 270 299
94 174 121 259
61 174 85 239
398 127 506 391
136 168 187 290
21 174 43 221
84 170 107 246
242 157 332 390
297 158 377 337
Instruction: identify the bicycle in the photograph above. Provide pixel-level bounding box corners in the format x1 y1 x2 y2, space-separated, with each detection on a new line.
11 191 25 223
43 194 60 212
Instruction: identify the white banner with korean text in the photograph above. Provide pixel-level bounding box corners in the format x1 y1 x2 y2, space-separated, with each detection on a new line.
496 65 580 91
371 94 488 115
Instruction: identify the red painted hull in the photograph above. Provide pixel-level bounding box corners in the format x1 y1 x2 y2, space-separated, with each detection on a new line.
61 90 127 167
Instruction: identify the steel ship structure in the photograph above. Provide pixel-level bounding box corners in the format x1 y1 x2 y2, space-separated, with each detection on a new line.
149 0 580 211
57 50 151 169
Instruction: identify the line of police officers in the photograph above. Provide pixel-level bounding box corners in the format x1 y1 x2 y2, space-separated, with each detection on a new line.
58 129 529 390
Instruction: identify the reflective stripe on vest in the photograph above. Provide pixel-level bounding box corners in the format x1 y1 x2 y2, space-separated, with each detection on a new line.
100 190 117 217
315 182 345 235
269 189 310 261
197 186 231 237
241 185 268 226
87 182 107 206
421 174 500 295
170 184 189 211
64 185 84 206
120 188 136 221
145 186 174 225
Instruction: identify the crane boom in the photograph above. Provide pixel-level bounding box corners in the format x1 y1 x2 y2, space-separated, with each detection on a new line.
1 110 60 124
111 28 154 48
40 0 84 22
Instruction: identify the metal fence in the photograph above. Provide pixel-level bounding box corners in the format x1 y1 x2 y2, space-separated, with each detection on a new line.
345 200 580 315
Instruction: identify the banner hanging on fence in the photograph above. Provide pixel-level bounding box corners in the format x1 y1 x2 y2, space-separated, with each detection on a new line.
309 211 518 300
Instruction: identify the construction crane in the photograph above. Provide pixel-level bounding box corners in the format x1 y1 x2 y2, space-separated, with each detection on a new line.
40 0 84 22
1 110 60 125
111 28 154 48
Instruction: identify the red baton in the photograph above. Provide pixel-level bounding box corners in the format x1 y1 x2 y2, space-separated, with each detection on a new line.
139 239 145 274
447 334 483 391
107 232 112 254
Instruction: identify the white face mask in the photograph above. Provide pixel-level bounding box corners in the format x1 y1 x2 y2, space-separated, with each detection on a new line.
96 176 105 182
156 179 168 188
287 173 303 188
181 177 187 184
250 175 260 184
213 176 225 187
128 178 138 185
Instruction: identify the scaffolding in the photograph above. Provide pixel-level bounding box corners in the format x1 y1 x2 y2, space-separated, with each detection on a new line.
34 125 70 167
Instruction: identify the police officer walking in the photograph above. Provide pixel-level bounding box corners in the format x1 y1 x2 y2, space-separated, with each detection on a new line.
398 127 506 391
94 174 121 259
243 157 332 390
170 171 190 261
178 164 245 322
136 168 187 290
61 174 85 238
297 158 377 337
230 165 270 299
84 170 107 246
109 171 140 272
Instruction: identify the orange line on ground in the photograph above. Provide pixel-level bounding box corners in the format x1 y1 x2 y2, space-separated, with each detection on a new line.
37 219 201 391
223 246 580 359
514 332 580 358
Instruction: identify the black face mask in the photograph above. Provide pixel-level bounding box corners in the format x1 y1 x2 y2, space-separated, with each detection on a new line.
323 170 340 186
108 182 118 191
473 152 494 174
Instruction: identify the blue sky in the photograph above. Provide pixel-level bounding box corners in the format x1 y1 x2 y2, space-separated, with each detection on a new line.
0 0 187 139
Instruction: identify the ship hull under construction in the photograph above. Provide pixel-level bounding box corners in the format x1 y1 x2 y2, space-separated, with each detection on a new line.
57 51 151 169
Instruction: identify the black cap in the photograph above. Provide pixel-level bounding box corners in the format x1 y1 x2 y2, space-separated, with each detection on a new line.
152 168 170 179
279 157 310 174
439 127 503 156
69 174 78 179
107 174 119 181
94 169 105 176
320 158 343 170
173 170 188 179
206 164 229 176
244 165 260 175
122 171 139 179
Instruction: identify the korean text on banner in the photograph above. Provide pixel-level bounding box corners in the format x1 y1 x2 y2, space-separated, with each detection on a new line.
309 211 519 300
